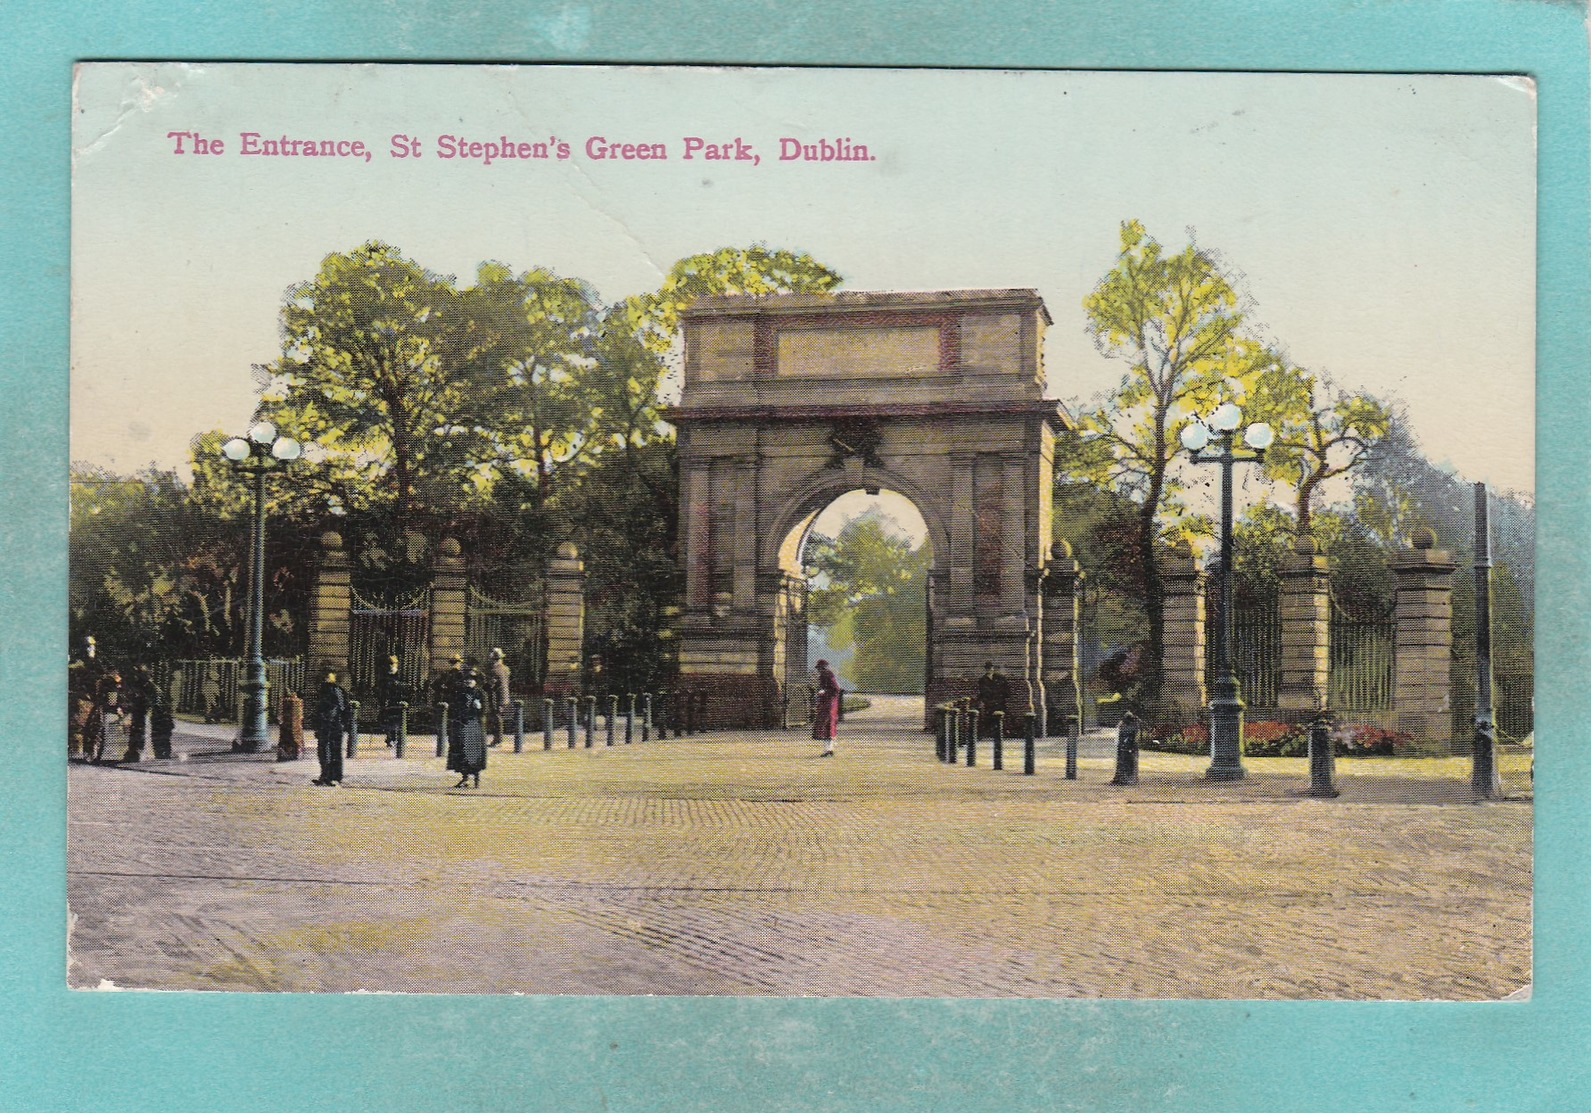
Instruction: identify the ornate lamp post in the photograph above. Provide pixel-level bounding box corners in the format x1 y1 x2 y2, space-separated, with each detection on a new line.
1180 402 1273 781
220 421 301 753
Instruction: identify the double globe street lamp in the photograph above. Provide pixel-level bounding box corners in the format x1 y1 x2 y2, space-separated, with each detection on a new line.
221 421 301 753
1180 401 1273 781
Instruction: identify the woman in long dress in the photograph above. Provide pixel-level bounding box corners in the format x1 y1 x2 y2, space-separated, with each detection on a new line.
812 659 841 758
447 668 488 788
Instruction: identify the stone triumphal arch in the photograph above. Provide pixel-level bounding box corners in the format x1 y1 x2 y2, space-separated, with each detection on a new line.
671 289 1081 730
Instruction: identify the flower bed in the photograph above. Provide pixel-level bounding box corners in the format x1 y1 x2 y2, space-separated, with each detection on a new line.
1148 719 1409 757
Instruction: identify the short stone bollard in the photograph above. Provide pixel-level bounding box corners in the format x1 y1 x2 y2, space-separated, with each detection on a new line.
347 701 360 759
395 701 408 759
513 699 525 753
1308 714 1340 798
584 695 596 748
991 712 1005 771
965 708 979 768
1110 712 1140 786
945 707 959 764
625 694 636 744
656 689 669 741
642 693 653 742
1064 715 1079 780
543 698 555 751
606 695 618 747
1023 712 1036 776
277 693 304 761
566 697 578 748
935 706 948 762
435 702 448 758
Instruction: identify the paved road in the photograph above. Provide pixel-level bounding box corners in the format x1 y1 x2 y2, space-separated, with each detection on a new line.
67 696 1532 999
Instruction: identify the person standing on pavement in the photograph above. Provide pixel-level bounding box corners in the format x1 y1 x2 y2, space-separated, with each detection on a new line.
447 667 488 788
377 655 406 748
68 637 100 761
976 661 1010 739
312 666 351 787
812 658 841 758
122 665 153 762
485 647 511 746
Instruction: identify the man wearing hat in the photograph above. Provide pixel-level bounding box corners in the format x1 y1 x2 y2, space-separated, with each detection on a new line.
433 652 465 708
485 647 511 746
377 654 406 748
312 665 351 786
812 658 842 758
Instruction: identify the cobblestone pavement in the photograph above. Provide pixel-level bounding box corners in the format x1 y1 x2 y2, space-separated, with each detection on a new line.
67 698 1532 999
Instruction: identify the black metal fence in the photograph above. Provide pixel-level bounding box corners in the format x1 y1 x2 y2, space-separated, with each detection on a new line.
157 657 307 723
1205 601 1280 709
1329 610 1396 712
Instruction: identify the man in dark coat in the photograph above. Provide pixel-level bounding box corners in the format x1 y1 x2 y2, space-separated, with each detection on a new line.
447 668 488 788
377 655 406 747
68 638 100 761
976 661 1011 739
312 666 351 786
122 665 153 762
485 648 511 746
91 666 123 764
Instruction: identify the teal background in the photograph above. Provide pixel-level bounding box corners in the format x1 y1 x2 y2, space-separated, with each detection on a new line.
2 1 1585 1110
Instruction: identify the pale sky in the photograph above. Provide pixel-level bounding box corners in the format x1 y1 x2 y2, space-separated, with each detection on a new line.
71 64 1536 496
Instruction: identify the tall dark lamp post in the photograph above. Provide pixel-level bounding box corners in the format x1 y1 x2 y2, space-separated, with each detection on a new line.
221 421 301 753
1180 402 1273 781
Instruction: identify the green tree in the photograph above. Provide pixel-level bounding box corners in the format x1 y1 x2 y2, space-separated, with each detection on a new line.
257 242 469 537
1246 360 1392 535
806 513 930 694
1072 220 1262 703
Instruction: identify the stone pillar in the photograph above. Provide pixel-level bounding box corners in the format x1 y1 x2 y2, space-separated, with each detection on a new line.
1159 542 1207 720
1041 541 1082 734
305 531 351 678
544 541 587 697
429 537 467 679
1391 527 1456 755
1277 535 1331 718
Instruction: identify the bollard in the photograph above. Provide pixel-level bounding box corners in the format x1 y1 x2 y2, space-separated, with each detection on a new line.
606 695 618 747
642 693 652 742
395 701 408 759
935 706 948 762
1023 712 1036 776
684 691 696 735
566 697 578 748
347 701 359 758
543 698 554 751
625 694 636 744
1110 712 1140 786
656 689 669 741
584 695 596 748
1065 715 1079 780
1308 714 1339 798
965 708 978 767
513 699 525 753
696 692 707 733
276 693 304 762
435 702 448 758
992 712 1005 771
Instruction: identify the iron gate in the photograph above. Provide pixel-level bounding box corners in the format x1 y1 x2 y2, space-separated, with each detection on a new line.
465 584 545 694
349 587 431 703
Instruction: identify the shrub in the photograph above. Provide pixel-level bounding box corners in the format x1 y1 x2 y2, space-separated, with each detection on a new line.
1148 722 1207 755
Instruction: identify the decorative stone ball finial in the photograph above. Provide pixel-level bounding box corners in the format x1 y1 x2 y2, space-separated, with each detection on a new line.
1293 534 1319 555
320 531 343 550
1410 526 1438 550
1050 540 1074 561
556 541 580 560
439 537 462 558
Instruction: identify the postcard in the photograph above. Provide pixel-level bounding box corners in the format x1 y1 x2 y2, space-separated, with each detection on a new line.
67 63 1535 1001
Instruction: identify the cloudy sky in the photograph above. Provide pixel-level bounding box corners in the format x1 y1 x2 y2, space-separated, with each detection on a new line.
72 64 1535 497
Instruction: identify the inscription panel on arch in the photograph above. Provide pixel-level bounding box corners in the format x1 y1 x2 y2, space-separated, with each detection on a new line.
776 325 941 378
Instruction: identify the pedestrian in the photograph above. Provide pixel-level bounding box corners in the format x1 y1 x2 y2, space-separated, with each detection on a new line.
447 667 488 788
312 666 351 787
485 647 511 746
432 652 465 707
68 637 100 761
812 658 841 758
377 655 406 748
976 661 1010 739
150 688 175 760
122 665 154 762
91 666 123 764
